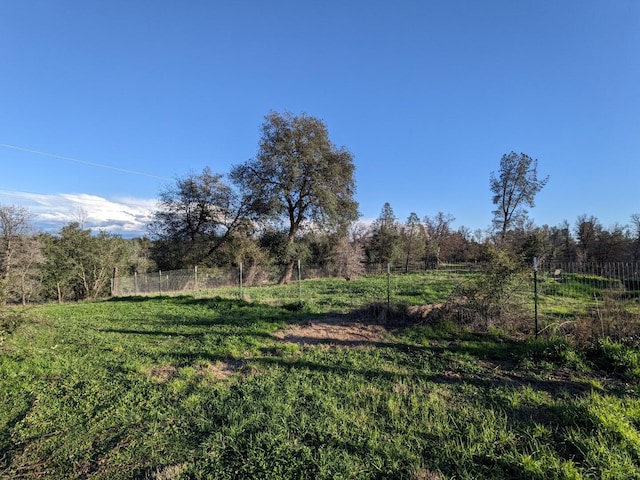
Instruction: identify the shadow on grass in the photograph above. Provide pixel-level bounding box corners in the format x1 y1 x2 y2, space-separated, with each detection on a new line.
253 345 606 402
109 294 326 329
98 328 204 338
107 295 637 399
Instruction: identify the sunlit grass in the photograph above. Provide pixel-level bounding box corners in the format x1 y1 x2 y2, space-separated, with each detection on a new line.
205 271 463 313
1 278 639 478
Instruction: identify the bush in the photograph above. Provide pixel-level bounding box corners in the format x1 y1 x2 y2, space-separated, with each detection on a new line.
0 309 24 342
450 246 530 332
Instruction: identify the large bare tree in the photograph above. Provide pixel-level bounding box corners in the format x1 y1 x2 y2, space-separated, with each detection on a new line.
424 212 455 266
231 111 358 283
328 222 367 280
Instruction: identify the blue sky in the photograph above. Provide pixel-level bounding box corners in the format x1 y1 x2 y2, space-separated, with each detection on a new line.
1 1 639 237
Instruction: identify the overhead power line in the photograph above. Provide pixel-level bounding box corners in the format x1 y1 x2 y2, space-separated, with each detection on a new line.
0 143 172 181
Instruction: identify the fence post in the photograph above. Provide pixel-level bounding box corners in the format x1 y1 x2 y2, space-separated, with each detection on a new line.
159 270 162 295
298 259 302 304
134 271 138 296
194 265 198 291
533 257 539 338
387 263 391 309
239 262 243 300
112 267 118 297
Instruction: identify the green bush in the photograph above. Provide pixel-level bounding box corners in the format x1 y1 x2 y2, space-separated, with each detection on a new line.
452 246 529 329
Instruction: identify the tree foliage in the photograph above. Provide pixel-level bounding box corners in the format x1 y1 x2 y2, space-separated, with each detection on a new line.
490 152 549 241
231 111 358 282
148 167 247 269
367 202 401 265
41 223 130 302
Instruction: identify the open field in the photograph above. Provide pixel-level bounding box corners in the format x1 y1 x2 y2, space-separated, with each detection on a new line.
1 277 640 479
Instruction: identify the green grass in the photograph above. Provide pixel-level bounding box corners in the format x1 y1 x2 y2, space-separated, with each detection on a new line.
209 271 462 312
1 279 640 479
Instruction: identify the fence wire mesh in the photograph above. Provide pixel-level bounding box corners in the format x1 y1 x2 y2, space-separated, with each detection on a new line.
112 261 640 340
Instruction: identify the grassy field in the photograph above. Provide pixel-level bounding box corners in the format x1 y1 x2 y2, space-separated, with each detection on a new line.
1 276 640 479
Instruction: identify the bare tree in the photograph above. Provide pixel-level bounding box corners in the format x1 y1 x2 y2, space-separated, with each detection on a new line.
575 214 601 263
631 213 640 262
329 222 367 280
424 212 455 265
401 212 426 271
0 205 42 305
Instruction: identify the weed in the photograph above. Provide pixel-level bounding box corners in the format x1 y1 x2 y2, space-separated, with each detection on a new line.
590 339 640 381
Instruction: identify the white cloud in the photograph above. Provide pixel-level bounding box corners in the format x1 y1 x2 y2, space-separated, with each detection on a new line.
0 190 157 237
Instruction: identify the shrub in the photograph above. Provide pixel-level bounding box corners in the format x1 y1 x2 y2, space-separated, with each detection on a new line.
450 246 530 332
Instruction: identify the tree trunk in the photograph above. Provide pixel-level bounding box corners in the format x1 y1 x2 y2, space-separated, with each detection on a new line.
280 261 295 284
279 232 297 284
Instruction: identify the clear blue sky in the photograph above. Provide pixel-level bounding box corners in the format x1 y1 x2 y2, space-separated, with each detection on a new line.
1 0 639 236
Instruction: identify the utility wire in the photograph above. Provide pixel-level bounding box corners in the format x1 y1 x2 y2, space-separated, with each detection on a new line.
0 143 172 181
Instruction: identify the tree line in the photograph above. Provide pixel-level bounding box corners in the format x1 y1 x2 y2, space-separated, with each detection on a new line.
2 112 639 304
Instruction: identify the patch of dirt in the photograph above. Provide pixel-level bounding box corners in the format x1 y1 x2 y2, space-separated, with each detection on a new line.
146 361 246 383
273 302 449 347
273 316 387 347
147 365 178 382
197 360 245 381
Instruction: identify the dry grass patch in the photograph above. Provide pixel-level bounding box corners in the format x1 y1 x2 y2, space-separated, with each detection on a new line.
196 360 245 381
146 364 178 382
273 316 387 346
147 462 188 480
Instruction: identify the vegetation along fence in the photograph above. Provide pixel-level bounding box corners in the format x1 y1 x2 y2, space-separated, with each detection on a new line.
111 262 640 340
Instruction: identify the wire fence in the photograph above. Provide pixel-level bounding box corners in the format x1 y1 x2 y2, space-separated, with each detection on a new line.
110 262 480 298
111 261 640 341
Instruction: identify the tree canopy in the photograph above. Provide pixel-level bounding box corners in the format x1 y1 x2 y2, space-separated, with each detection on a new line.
490 152 549 242
367 202 401 265
148 167 247 269
231 111 359 282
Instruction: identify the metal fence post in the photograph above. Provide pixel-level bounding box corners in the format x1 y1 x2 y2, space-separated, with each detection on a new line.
298 259 302 304
387 263 391 309
533 257 538 338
